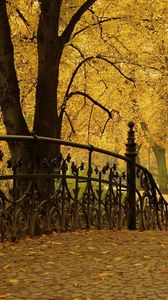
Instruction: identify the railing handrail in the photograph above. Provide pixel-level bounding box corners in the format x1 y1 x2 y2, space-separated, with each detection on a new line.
0 134 131 162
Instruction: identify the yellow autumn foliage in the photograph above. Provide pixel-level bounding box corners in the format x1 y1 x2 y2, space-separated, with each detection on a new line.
1 0 167 160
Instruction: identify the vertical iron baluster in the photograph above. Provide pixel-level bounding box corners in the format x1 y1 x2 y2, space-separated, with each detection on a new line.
97 171 102 229
74 168 79 228
46 159 52 234
61 160 66 231
11 165 17 241
125 121 137 230
87 149 92 229
30 133 36 236
118 176 122 230
108 169 113 229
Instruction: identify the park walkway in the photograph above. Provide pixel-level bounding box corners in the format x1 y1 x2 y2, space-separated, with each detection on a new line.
0 229 168 300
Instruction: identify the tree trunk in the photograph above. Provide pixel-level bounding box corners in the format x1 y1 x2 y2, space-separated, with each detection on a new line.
0 0 32 196
0 1 30 138
152 145 167 193
33 1 63 165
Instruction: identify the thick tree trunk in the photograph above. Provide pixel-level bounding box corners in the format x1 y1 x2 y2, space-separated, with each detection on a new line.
32 1 63 195
0 0 32 188
33 1 63 164
0 1 29 138
152 145 167 193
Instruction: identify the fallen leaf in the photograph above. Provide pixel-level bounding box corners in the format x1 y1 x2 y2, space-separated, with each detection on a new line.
46 261 55 265
93 257 101 262
98 271 113 278
40 244 48 248
106 265 113 269
9 279 19 285
19 268 27 272
49 241 62 245
26 251 36 256
0 295 7 299
114 256 123 261
101 251 109 254
160 244 166 249
73 282 80 287
94 277 104 283
160 269 168 274
88 247 96 250
3 264 10 270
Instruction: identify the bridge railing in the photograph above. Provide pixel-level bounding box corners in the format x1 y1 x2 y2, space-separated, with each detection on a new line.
0 122 167 242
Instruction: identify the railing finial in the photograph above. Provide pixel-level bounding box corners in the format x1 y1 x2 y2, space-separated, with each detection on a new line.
126 121 136 156
128 121 135 129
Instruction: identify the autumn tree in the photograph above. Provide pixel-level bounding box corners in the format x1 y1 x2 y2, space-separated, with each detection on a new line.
0 0 137 196
1 0 167 195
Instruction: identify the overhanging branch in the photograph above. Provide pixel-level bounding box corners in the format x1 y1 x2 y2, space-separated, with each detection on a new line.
60 54 135 117
61 0 97 45
66 91 118 119
71 17 122 40
64 110 76 140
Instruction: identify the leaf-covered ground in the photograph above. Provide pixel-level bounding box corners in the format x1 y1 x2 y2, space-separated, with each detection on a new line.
0 229 168 299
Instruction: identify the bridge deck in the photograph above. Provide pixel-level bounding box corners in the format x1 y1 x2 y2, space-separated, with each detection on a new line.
0 229 168 299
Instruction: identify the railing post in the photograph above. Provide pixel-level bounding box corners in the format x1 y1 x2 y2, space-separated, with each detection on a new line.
125 121 137 230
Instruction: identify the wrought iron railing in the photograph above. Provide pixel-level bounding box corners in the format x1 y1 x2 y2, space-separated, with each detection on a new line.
0 122 167 242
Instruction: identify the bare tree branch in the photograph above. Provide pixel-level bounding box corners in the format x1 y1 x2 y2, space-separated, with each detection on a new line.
88 104 94 143
72 98 87 122
69 43 85 58
71 17 123 40
66 91 118 119
7 2 30 30
101 112 120 137
21 82 37 106
60 54 135 118
64 110 76 140
61 0 97 45
97 55 135 84
15 8 30 28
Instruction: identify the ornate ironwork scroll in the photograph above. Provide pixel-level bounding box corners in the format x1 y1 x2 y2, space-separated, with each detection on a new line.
136 165 168 230
0 126 167 243
0 149 127 242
